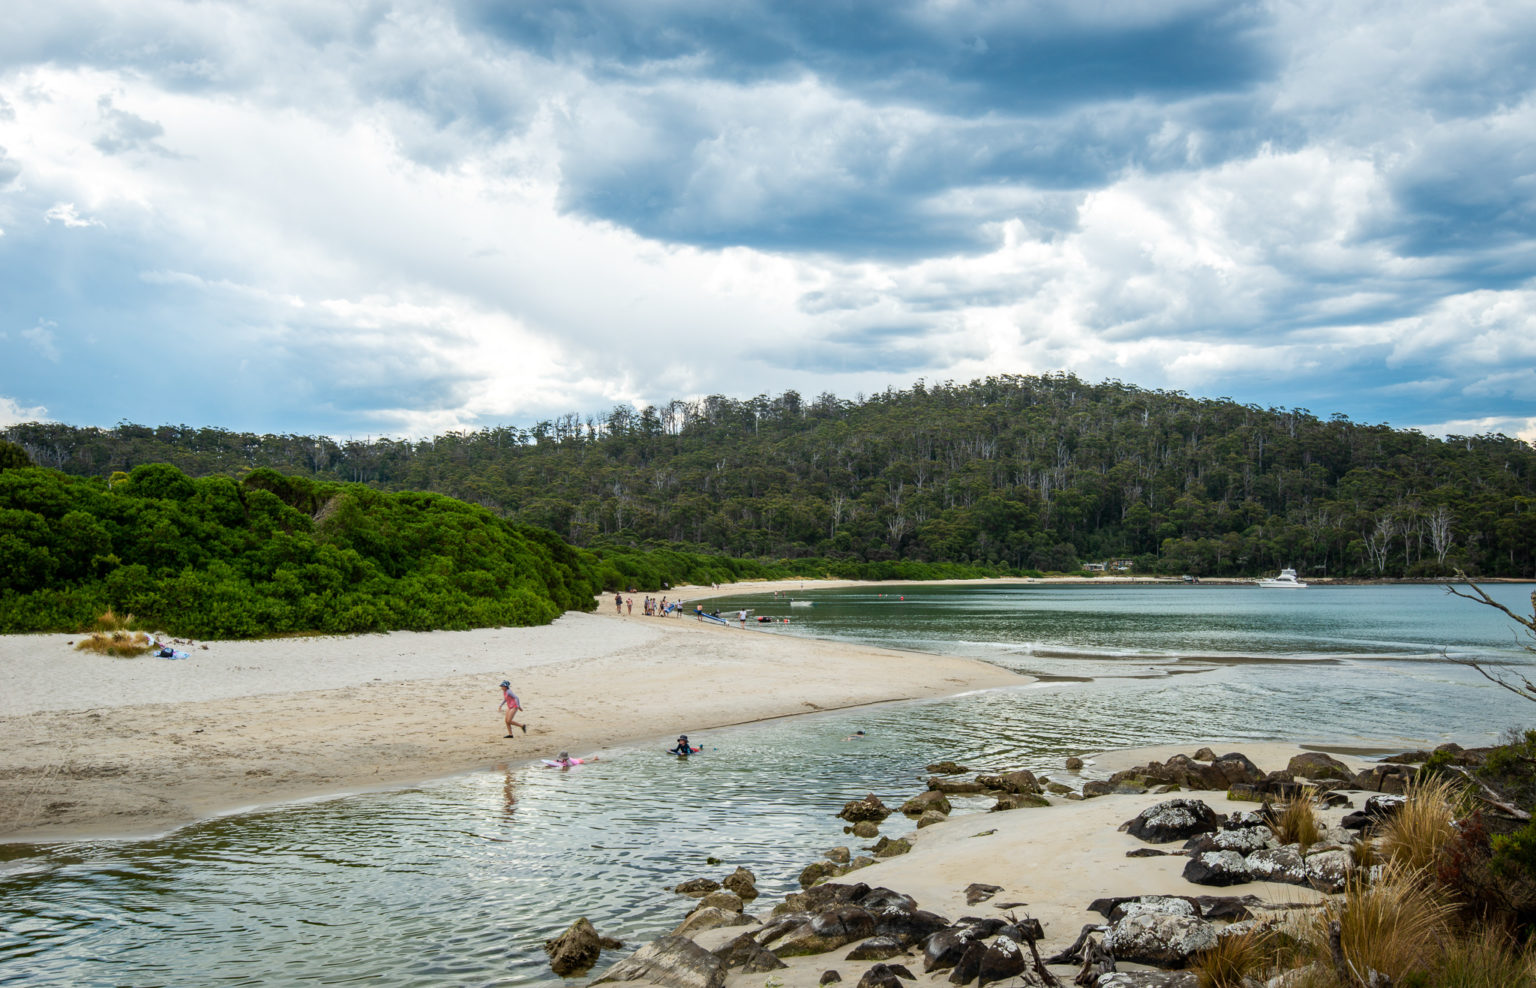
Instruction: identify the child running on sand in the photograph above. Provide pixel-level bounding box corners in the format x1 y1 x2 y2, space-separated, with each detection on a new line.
499 680 526 737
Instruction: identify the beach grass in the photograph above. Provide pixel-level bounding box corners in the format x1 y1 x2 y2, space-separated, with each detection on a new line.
74 610 157 658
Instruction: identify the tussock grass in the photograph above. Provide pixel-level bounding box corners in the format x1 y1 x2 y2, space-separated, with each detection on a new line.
1419 925 1536 987
1193 925 1281 988
1310 863 1455 984
74 610 156 657
1379 775 1462 873
1272 786 1323 851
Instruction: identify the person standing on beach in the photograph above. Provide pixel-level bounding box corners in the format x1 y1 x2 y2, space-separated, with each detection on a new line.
737 608 748 628
499 680 526 737
614 592 622 614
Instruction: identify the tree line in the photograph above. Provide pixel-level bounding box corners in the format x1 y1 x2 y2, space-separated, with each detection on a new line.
6 373 1535 580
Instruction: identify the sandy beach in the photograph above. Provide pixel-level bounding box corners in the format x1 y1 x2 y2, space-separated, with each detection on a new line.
0 581 1027 842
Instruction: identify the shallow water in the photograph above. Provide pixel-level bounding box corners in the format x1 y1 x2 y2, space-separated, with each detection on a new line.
4 583 1533 986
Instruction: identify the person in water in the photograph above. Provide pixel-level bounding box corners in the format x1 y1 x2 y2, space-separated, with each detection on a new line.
499 680 526 737
551 750 597 769
842 730 867 741
669 734 699 755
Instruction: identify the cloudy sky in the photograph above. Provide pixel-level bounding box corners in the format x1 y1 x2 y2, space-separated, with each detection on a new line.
2 1 1534 441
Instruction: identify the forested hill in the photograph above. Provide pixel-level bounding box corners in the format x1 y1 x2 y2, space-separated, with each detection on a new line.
7 374 1535 579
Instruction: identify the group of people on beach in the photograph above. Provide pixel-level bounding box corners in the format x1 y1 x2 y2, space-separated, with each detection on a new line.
612 592 683 617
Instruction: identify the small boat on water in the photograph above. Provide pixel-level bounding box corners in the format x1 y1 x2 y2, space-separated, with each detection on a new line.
1258 567 1308 589
789 600 814 607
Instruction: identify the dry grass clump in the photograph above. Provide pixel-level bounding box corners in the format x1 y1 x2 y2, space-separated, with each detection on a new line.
74 610 157 658
1307 863 1456 985
1271 786 1323 851
1378 775 1462 873
1423 925 1536 986
1193 924 1284 988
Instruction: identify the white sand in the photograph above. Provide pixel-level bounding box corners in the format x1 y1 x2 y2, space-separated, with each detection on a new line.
0 596 1026 841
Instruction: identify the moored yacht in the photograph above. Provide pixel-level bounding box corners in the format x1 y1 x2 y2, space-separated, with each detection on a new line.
1258 567 1308 588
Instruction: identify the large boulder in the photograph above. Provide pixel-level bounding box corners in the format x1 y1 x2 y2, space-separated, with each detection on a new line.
850 820 881 838
694 890 744 914
1341 794 1407 831
1182 850 1252 887
1304 848 1352 893
990 792 1050 811
976 770 1041 794
1210 753 1266 787
544 917 609 976
916 810 948 829
672 907 753 938
1186 827 1271 855
1287 752 1353 782
872 836 913 858
855 963 912 988
1349 763 1414 794
974 936 1028 986
839 795 893 823
594 935 727 988
922 928 980 972
1246 845 1308 886
845 937 904 961
1122 799 1220 843
1104 913 1218 968
773 906 878 957
927 776 987 794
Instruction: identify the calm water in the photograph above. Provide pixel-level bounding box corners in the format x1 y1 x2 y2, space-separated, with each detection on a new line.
5 583 1534 986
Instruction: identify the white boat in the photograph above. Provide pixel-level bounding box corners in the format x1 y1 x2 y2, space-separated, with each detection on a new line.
789 600 814 607
1258 567 1308 589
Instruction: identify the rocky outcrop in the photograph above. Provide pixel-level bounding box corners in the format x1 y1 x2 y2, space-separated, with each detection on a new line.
594 935 726 988
1122 799 1220 843
976 769 1041 794
1287 752 1353 782
1104 912 1217 968
713 932 786 974
900 790 952 816
845 936 904 961
721 866 759 900
672 878 721 897
1181 850 1251 887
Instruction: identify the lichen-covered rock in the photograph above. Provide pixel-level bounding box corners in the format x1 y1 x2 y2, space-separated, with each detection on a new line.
1104 913 1218 968
839 794 893 823
974 936 1027 986
544 917 607 976
593 935 727 988
721 866 758 900
900 790 952 817
1110 896 1196 921
1182 850 1252 887
1187 827 1271 855
1123 799 1220 843
1287 752 1353 781
1096 973 1200 986
1246 845 1308 886
1304 848 1352 893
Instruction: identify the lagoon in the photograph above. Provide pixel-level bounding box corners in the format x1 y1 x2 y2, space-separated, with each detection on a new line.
3 582 1532 986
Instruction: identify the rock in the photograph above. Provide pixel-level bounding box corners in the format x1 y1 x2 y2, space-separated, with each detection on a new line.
1246 846 1308 886
1127 847 1169 857
544 917 607 976
927 761 969 775
990 792 1050 811
722 866 759 900
872 837 913 858
1108 896 1196 921
1045 781 1074 795
673 907 752 938
695 890 744 914
846 936 904 961
594 935 727 988
926 776 987 794
1122 799 1220 843
801 861 838 888
1104 913 1218 968
839 794 893 823
875 909 951 947
1081 780 1115 798
922 927 979 972
1341 793 1407 831
1224 810 1269 830
773 905 879 957
948 940 987 985
1226 784 1264 802
1286 752 1353 782
1182 850 1252 887
1212 753 1266 787
1065 756 1085 770
1348 764 1414 794
1185 827 1271 855
856 963 909 988
1096 973 1200 986
851 820 881 838
1193 895 1260 922
974 936 1027 986
1381 749 1431 764
900 790 952 816
976 770 1041 794
1193 747 1218 761
1154 784 1182 794
714 932 787 973
1304 848 1352 893
916 810 948 829
821 971 842 985
672 877 722 897
965 883 1002 905
826 846 852 863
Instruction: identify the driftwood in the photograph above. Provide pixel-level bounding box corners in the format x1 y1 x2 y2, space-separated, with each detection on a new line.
1003 911 1061 988
1044 923 1106 965
1072 936 1114 987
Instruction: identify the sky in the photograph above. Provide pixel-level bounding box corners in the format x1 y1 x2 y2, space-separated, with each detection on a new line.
1 0 1534 442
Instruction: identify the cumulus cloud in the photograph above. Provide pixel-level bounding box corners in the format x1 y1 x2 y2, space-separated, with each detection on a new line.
0 0 1531 439
0 395 49 427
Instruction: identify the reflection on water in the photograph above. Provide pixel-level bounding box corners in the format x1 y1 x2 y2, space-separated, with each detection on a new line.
4 583 1534 985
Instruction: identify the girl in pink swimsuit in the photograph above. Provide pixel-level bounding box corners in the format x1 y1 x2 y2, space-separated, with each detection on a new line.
499 681 526 737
